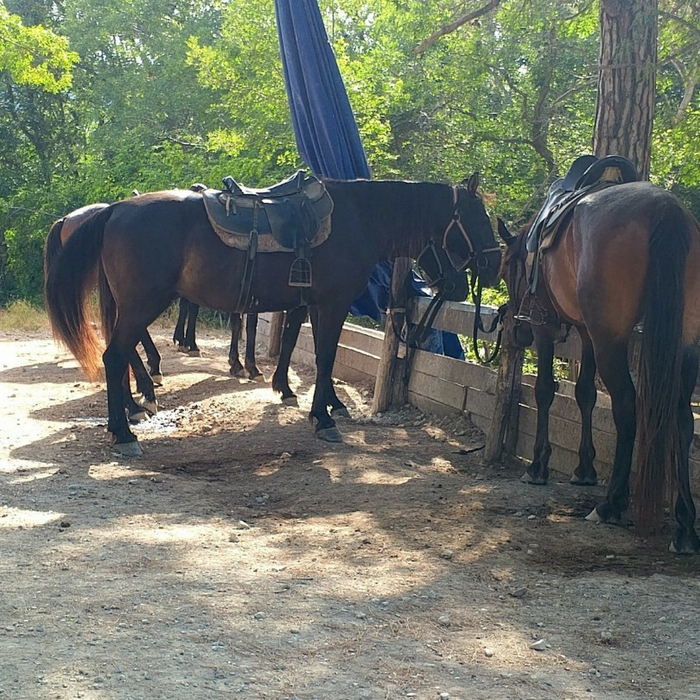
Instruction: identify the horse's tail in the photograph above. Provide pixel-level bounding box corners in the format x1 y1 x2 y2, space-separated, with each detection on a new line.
45 206 113 381
635 198 691 534
43 217 65 285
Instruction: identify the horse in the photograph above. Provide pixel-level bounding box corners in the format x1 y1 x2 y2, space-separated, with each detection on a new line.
45 174 501 456
44 203 160 422
172 298 265 380
498 181 700 553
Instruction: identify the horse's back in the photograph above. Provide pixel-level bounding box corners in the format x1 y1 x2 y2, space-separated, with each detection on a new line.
61 202 110 243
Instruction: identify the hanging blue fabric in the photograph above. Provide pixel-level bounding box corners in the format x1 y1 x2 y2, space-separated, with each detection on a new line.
274 0 464 360
274 0 371 180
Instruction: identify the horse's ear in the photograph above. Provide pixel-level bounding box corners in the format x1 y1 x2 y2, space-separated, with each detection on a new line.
497 217 516 246
461 172 480 193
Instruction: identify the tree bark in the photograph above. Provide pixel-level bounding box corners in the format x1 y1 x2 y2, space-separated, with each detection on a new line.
594 0 658 180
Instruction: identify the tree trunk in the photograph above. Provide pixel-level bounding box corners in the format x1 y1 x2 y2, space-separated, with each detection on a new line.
594 0 658 180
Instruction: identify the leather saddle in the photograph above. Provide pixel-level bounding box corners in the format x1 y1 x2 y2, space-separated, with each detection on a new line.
201 170 334 253
526 154 638 253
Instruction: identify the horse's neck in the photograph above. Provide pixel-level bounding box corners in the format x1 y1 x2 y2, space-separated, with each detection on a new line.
334 180 449 259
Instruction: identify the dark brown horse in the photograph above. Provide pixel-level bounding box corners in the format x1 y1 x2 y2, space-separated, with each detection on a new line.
499 182 700 553
44 203 160 421
45 175 500 455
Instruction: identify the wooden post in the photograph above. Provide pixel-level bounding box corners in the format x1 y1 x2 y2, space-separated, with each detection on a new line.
485 314 524 462
267 311 285 358
372 258 411 413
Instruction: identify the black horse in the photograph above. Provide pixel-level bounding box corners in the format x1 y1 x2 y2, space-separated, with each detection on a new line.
172 298 265 380
45 175 501 455
44 203 160 421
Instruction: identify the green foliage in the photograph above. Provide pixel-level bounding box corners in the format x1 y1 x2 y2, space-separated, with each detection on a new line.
1 0 699 305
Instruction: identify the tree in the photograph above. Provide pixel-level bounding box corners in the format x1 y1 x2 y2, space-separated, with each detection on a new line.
593 0 658 179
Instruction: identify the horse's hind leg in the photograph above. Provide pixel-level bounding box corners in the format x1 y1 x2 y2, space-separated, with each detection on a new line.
139 330 163 386
586 341 636 524
244 313 263 381
104 342 142 455
128 348 158 417
670 346 700 554
522 327 557 485
183 301 200 356
571 328 598 485
272 306 307 405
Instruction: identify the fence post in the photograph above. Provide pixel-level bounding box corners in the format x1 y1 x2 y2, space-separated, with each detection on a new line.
267 311 285 358
372 258 411 413
485 314 524 462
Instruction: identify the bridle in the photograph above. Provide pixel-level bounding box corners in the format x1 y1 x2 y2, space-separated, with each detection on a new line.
410 187 502 363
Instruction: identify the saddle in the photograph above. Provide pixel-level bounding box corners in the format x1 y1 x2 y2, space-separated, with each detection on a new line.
526 154 638 253
518 155 638 317
202 170 333 255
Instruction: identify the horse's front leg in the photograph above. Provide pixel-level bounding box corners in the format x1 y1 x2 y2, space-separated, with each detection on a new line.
310 304 347 442
571 328 598 485
244 313 263 380
586 340 635 524
309 306 349 418
104 342 143 456
272 306 307 404
670 346 700 554
522 328 557 485
228 313 245 377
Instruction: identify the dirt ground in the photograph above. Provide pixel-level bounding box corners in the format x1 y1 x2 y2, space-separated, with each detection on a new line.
1 326 699 700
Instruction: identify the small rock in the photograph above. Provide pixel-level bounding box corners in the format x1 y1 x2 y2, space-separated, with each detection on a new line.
484 647 494 657
509 588 528 599
439 549 454 560
437 614 451 627
529 639 547 651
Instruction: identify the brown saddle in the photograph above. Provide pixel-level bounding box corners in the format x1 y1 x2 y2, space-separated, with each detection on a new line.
202 170 333 253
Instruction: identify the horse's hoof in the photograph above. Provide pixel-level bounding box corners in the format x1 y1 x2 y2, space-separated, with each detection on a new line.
316 426 343 443
230 368 246 378
139 399 158 415
585 507 602 523
188 349 201 357
150 374 164 387
669 535 700 555
330 406 350 418
128 410 150 424
176 345 188 353
570 474 598 486
250 372 266 383
114 441 144 457
521 472 547 485
281 395 298 406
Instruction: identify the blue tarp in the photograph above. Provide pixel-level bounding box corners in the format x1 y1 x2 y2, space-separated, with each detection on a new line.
274 0 463 360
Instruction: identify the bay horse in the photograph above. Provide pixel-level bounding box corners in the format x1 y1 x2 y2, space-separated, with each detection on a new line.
498 182 700 553
44 203 160 421
45 174 501 455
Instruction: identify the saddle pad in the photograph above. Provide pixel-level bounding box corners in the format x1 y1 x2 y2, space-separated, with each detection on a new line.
202 176 333 253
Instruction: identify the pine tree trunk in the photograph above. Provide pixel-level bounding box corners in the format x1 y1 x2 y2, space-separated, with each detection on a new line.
593 0 658 180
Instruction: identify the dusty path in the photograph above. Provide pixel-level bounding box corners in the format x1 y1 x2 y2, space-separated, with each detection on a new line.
0 328 699 700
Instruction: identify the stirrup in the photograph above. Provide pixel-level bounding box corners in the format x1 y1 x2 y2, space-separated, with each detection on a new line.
515 293 547 326
289 257 312 287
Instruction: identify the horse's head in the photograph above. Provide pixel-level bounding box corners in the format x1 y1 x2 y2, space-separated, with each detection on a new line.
417 173 501 300
497 218 534 348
